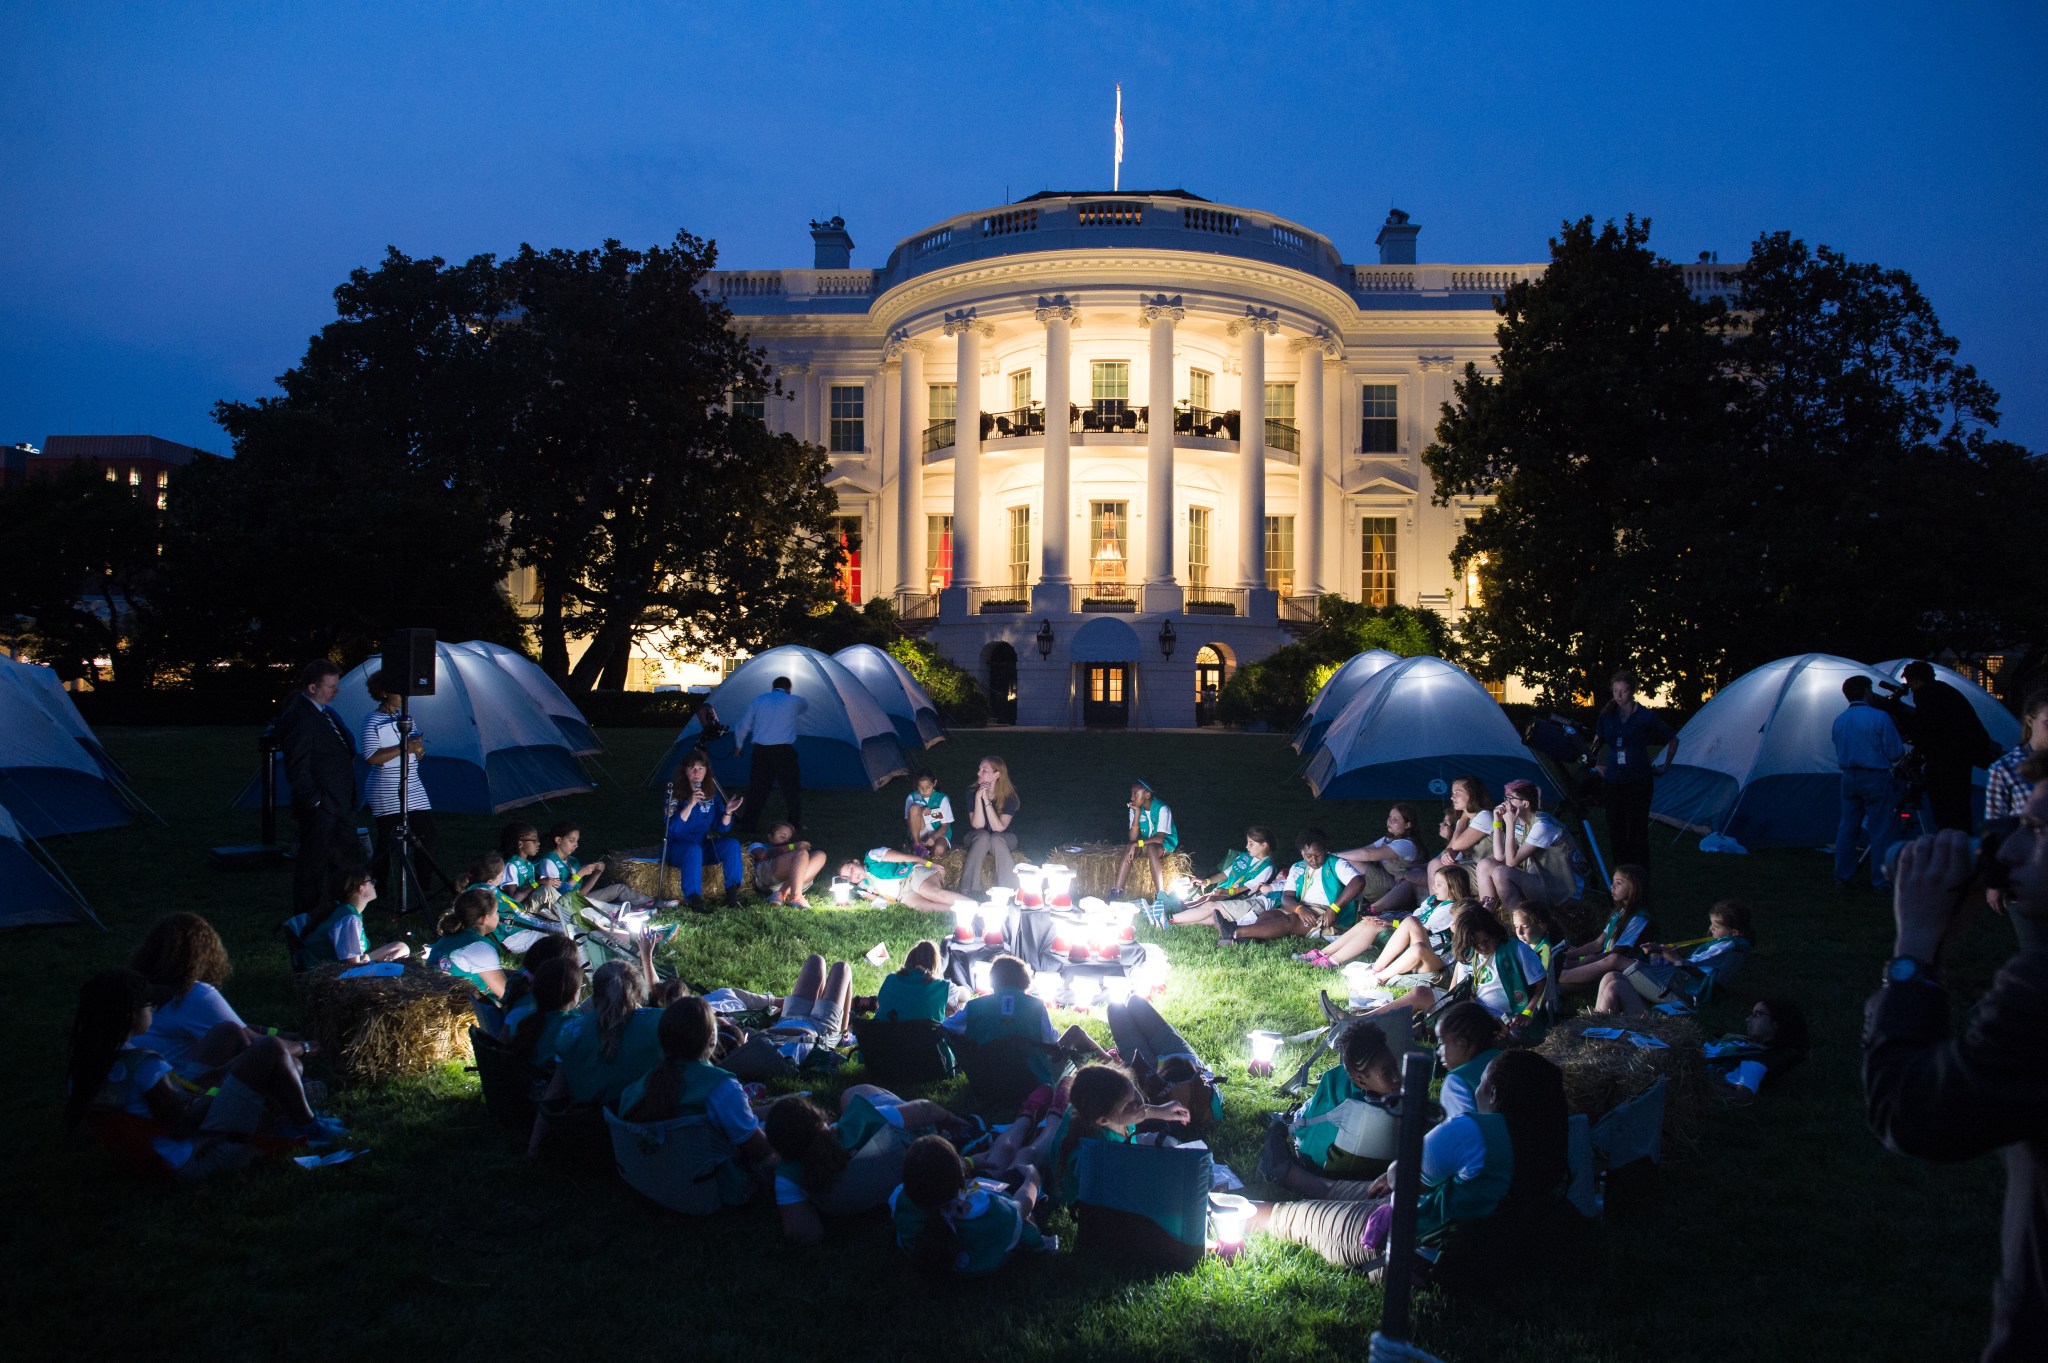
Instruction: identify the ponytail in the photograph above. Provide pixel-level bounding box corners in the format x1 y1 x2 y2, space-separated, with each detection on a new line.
588 961 648 1062
438 887 495 937
764 1097 852 1195
623 997 714 1123
509 958 583 1059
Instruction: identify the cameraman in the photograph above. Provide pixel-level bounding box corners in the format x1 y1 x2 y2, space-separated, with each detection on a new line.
1863 757 2048 1362
1898 660 1997 833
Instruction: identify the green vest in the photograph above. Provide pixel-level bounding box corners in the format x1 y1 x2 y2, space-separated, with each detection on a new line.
963 991 1057 1084
1416 1110 1515 1245
506 854 538 886
877 971 949 1023
297 902 362 966
863 851 914 897
909 790 951 832
1214 850 1273 894
892 1189 1034 1273
1444 1047 1504 1116
428 928 502 989
1047 1108 1133 1208
1135 800 1179 852
1294 1065 1363 1172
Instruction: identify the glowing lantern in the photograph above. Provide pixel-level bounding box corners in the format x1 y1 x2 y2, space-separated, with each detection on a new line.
1102 975 1135 1006
1043 865 1076 909
1209 1192 1253 1259
971 960 993 994
1067 974 1100 1010
1028 973 1063 1006
830 878 854 905
951 902 978 944
1247 1030 1285 1078
1014 864 1044 909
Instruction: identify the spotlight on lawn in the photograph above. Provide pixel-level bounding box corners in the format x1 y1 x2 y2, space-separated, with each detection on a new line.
1247 1029 1285 1078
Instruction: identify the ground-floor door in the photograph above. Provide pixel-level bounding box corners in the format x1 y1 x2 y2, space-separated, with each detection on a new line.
988 644 1018 725
1082 664 1129 727
1194 647 1224 727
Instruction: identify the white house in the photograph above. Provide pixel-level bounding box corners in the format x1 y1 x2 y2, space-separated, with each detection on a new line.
701 191 1740 726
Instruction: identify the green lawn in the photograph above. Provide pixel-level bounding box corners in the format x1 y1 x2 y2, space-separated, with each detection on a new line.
2 727 2013 1363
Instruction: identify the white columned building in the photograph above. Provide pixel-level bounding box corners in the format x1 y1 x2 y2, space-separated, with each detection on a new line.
682 196 1743 725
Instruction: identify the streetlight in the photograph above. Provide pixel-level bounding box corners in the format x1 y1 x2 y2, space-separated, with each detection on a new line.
1158 618 1177 659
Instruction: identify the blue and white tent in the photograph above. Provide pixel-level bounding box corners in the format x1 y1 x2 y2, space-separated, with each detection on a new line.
1302 655 1549 801
1650 653 1889 849
1871 659 2022 757
1290 649 1402 756
833 643 945 751
0 659 132 838
0 800 100 929
648 645 908 792
240 643 594 815
453 640 603 756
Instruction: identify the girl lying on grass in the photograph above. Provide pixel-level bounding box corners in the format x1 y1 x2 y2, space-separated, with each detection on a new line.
839 848 982 913
1705 998 1809 1093
1030 1064 1192 1208
67 969 345 1177
767 1084 965 1242
892 1134 1057 1273
749 822 827 905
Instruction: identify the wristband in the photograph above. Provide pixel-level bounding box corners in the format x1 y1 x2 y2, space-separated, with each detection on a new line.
265 1027 279 1036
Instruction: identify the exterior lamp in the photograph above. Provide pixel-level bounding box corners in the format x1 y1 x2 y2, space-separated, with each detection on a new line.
1036 618 1055 660
1247 1030 1285 1078
1158 619 1177 658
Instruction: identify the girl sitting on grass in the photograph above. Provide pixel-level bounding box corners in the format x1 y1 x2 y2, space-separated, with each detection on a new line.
498 823 543 905
537 956 664 1114
942 954 1109 1076
1169 825 1280 928
290 865 411 969
1231 829 1367 943
749 822 828 905
1589 900 1754 1017
132 912 314 1081
1357 777 1496 919
1510 901 1566 1024
496 935 583 1038
1434 1001 1507 1120
67 969 345 1176
875 940 955 1023
1333 804 1423 903
540 821 650 913
1255 1017 1406 1195
892 1134 1056 1273
1356 906 1547 1039
1305 865 1477 973
429 888 511 1000
1555 864 1654 982
619 997 774 1205
1114 780 1179 898
767 1084 962 1241
504 957 586 1070
459 853 565 955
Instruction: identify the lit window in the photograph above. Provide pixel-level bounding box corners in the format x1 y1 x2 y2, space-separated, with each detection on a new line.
105 468 117 482
1008 507 1030 593
1361 517 1398 605
156 471 169 488
833 516 862 604
732 388 766 422
1188 368 1212 412
928 383 957 421
156 493 167 510
828 385 865 452
1361 385 1399 453
926 515 953 594
1264 383 1296 424
1010 369 1033 412
1265 516 1294 596
1090 361 1130 418
1089 501 1128 594
1187 507 1211 589
129 469 140 487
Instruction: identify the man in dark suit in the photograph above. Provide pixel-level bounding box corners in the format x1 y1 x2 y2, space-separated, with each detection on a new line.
1902 660 1996 832
275 658 358 916
1865 761 2048 1362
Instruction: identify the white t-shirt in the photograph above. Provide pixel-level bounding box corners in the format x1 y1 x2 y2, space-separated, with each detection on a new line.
138 983 243 1074
1451 809 1497 861
1354 836 1418 865
360 711 431 817
1454 941 1547 1020
1284 857 1360 906
1418 1113 1490 1187
442 939 504 978
773 1097 907 1206
1515 814 1581 897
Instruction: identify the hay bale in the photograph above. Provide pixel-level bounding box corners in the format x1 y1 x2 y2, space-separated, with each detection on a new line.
295 962 475 1085
610 846 755 900
1046 842 1196 900
1535 1012 1713 1146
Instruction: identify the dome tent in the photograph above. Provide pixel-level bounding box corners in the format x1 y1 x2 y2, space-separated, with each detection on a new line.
453 640 603 756
1650 653 1889 849
0 660 133 838
833 644 946 751
0 800 100 929
647 645 909 792
1290 649 1402 756
238 643 595 815
1302 655 1550 801
1871 659 2022 757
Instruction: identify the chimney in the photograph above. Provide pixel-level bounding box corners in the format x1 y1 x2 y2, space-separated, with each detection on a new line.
810 216 854 270
1375 208 1419 266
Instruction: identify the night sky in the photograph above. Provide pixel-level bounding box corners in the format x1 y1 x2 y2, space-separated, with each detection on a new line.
4 1 2043 453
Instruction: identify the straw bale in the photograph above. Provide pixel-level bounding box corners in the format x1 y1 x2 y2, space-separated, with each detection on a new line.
295 962 475 1085
1044 842 1196 900
1535 1011 1714 1146
610 846 755 900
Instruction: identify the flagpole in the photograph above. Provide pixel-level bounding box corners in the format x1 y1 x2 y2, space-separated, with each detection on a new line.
1114 83 1123 191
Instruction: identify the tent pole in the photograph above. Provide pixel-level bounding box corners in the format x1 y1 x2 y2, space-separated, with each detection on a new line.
23 825 103 930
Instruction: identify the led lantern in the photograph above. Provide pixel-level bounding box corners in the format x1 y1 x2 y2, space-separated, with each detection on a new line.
951 902 978 944
1043 865 1076 909
971 960 993 994
1247 1030 1285 1078
1028 973 1064 1006
1209 1192 1253 1260
1066 974 1100 1010
1014 864 1044 909
830 878 854 905
1102 975 1135 1006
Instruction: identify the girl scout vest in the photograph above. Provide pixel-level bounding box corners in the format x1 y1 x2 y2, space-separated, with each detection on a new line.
428 928 501 989
1293 1067 1400 1176
285 901 361 970
1215 851 1273 895
909 790 951 833
893 1189 1036 1273
1444 1047 1505 1114
1135 801 1179 852
863 850 914 898
1476 944 1536 1022
877 970 949 1023
1417 1111 1515 1245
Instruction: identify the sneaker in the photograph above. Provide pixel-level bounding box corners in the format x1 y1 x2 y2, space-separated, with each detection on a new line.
646 923 681 947
657 899 681 910
685 894 708 914
1319 989 1349 1024
277 1114 350 1143
1036 1234 1060 1254
1255 1121 1296 1184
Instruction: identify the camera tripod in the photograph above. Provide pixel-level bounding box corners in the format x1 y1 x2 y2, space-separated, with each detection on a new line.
386 703 459 915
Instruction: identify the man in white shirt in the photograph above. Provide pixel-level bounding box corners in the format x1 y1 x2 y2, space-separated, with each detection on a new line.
360 669 436 906
735 676 808 837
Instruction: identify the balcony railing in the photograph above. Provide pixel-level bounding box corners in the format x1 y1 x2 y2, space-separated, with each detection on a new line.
1075 583 1137 612
921 418 956 454
1175 407 1238 439
1185 585 1247 615
1265 418 1300 454
1078 402 1148 434
988 407 1046 440
967 585 1033 614
896 591 939 621
1281 592 1323 624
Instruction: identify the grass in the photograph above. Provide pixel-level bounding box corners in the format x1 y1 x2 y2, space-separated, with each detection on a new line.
1 726 2014 1363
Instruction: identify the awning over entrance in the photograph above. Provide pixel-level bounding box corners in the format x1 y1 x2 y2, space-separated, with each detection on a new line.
1069 616 1143 662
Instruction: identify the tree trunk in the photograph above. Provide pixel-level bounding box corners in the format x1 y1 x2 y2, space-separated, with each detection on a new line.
537 571 569 681
596 632 634 691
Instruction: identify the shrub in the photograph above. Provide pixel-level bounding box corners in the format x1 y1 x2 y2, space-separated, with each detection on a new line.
1218 599 1460 729
887 637 989 726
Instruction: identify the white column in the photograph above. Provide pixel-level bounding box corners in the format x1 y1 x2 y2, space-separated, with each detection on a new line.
1140 295 1184 614
942 310 990 610
1292 330 1337 599
891 334 926 599
1033 296 1077 616
1234 308 1279 595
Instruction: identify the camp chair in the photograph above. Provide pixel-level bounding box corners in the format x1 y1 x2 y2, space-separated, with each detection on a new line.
1565 1113 1597 1217
533 1098 611 1164
851 1017 956 1090
1591 1077 1666 1169
470 1027 541 1131
1277 987 1433 1097
957 1034 1074 1113
1074 1139 1214 1271
606 1109 749 1216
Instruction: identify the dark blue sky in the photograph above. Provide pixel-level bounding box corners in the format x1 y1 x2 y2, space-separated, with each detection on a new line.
5 1 2044 452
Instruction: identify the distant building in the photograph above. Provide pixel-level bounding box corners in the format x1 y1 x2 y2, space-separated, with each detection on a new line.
25 435 211 509
2 442 36 488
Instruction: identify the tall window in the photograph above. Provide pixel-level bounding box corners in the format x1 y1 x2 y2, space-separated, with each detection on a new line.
832 516 863 604
1089 501 1129 594
1010 369 1033 411
731 388 766 422
1361 516 1398 605
926 515 954 594
1090 361 1130 418
1361 384 1399 453
928 383 957 421
1266 515 1295 596
1264 383 1296 424
1187 506 1211 589
1188 368 1212 411
829 385 865 452
1007 506 1031 593
128 468 140 487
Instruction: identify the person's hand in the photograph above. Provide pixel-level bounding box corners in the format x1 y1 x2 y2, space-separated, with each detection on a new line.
1986 887 2007 915
1152 1101 1192 1125
1891 829 1975 963
584 860 605 879
1367 1169 1394 1199
726 795 745 814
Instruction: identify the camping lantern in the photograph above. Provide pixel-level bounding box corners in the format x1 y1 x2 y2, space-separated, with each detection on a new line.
1049 925 1070 956
1102 975 1135 1006
1068 928 1094 964
1067 974 1099 1010
1111 900 1140 944
971 960 993 995
1247 1030 1285 1078
1209 1192 1253 1259
1132 946 1171 997
951 902 978 944
1014 864 1044 908
1043 865 1076 909
1028 973 1063 1006
830 878 853 905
